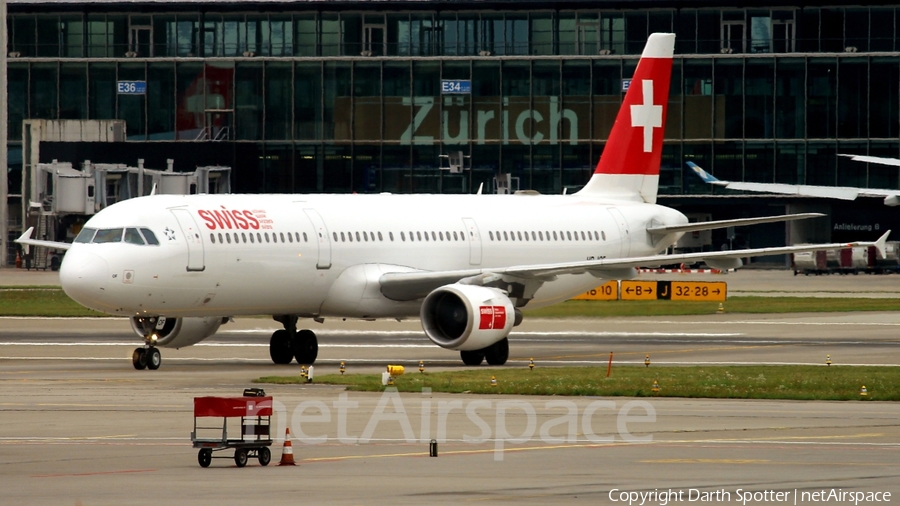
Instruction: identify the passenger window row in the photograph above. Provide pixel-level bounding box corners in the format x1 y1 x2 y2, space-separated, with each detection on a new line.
401 230 466 242
207 228 607 246
333 230 389 243
488 230 607 242
329 230 468 243
75 227 160 245
210 231 309 245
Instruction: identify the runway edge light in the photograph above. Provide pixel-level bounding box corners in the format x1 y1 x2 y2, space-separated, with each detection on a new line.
419 360 425 373
340 361 346 375
717 303 725 314
645 354 650 367
826 355 831 366
529 358 535 371
860 385 868 397
491 376 498 387
652 380 660 394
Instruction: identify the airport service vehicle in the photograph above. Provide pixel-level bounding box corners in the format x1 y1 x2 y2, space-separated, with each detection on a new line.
17 33 887 371
191 392 273 468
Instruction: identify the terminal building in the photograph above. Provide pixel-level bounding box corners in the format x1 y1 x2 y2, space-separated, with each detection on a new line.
3 1 900 263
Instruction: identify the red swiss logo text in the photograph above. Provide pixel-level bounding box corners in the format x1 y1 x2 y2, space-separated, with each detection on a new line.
197 207 270 230
479 306 507 330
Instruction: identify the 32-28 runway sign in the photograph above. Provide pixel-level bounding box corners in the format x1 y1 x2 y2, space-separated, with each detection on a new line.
620 281 726 301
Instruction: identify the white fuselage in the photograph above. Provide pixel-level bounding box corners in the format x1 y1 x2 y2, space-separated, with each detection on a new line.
59 193 687 318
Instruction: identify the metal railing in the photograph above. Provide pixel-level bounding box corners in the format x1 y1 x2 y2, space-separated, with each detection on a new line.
7 37 898 60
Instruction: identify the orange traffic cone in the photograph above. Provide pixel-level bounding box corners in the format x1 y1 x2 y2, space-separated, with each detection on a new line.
279 427 296 466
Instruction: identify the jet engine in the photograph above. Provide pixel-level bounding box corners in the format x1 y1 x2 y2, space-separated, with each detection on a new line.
420 284 514 351
130 316 225 348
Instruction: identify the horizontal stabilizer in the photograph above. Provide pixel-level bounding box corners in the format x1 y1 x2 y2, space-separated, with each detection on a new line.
647 213 825 236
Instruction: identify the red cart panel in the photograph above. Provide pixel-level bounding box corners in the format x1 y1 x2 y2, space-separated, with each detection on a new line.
193 396 273 417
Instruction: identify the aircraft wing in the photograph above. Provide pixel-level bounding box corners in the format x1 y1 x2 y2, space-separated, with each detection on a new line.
380 231 889 301
688 160 900 204
14 227 73 251
838 154 900 167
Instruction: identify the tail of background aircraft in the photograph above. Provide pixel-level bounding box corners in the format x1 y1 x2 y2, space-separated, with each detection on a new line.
577 33 674 203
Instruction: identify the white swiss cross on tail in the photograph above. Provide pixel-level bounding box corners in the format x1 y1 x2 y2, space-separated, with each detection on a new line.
577 33 674 204
631 80 662 153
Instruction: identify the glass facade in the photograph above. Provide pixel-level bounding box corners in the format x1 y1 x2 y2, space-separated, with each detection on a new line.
6 3 900 195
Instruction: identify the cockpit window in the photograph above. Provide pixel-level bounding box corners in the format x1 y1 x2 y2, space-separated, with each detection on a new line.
92 228 123 243
140 228 160 245
124 228 145 245
74 227 97 243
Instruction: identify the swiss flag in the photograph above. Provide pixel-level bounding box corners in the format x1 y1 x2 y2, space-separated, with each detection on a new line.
594 34 673 176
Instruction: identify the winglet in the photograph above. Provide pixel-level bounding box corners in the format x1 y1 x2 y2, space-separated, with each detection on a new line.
476 182 483 195
874 230 891 259
687 161 723 184
14 226 73 251
150 183 158 196
15 227 34 254
16 227 34 243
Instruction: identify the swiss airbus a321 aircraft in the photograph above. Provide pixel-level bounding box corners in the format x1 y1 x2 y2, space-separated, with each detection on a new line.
17 34 887 371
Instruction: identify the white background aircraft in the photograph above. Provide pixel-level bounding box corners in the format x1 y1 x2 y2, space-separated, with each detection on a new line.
17 34 885 371
689 157 900 206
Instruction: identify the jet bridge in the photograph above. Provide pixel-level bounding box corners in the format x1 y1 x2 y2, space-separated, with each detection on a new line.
24 159 231 270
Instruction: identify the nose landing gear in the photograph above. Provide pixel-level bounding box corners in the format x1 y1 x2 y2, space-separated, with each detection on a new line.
132 346 161 370
132 317 163 371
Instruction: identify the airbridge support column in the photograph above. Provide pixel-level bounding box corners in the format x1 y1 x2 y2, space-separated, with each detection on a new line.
786 203 832 245
1 0 8 266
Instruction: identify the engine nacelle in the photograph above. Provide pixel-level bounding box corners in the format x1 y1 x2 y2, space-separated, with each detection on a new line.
420 284 514 351
130 316 225 348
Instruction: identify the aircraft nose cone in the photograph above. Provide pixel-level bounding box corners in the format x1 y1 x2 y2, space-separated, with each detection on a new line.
60 250 110 309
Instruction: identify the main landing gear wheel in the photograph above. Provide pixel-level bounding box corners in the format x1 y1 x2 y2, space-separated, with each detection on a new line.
269 330 294 364
460 338 510 366
198 448 212 468
484 338 509 366
460 350 485 366
293 329 319 365
132 348 148 370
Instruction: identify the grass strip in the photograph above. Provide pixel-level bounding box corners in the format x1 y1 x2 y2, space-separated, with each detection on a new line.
0 287 108 317
4 289 900 318
258 365 900 401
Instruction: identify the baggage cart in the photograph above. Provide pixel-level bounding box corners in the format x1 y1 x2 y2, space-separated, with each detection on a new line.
191 395 274 467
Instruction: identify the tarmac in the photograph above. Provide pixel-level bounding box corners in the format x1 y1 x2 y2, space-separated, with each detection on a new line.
1 267 899 504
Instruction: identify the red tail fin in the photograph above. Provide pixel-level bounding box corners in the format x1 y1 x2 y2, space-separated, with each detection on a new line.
577 33 675 202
